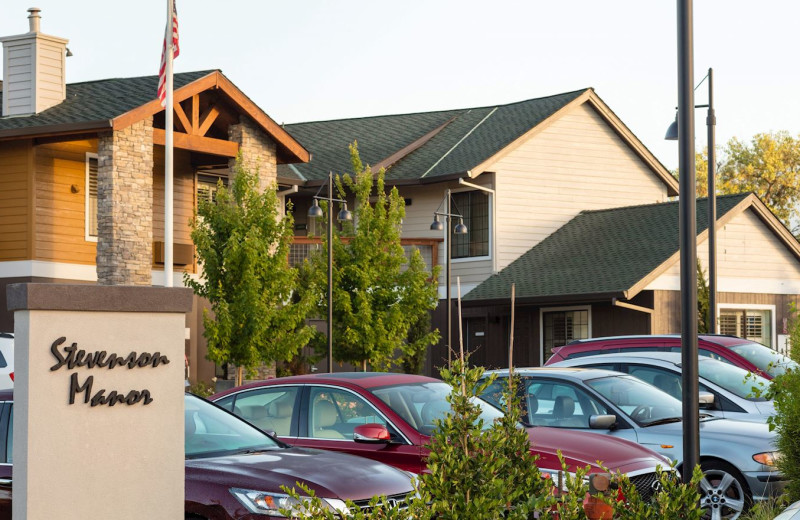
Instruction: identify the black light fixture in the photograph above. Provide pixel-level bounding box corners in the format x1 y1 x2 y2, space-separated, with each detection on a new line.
307 172 352 373
665 114 679 141
431 189 468 366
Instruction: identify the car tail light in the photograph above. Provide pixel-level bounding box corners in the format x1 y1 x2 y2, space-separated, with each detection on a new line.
8 373 12 382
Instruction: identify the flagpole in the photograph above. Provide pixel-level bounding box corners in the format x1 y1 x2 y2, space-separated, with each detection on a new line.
164 0 174 287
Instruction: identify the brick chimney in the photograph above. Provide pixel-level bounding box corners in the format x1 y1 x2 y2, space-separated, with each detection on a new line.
0 7 69 116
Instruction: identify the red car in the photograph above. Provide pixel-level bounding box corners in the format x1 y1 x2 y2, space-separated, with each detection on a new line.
211 372 672 501
545 334 798 379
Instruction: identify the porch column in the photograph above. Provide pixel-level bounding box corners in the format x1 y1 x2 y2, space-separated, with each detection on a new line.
228 117 277 191
96 117 155 285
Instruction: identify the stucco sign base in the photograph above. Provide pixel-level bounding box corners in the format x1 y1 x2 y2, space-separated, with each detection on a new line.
8 284 192 520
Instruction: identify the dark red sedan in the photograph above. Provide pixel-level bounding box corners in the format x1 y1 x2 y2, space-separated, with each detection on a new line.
211 372 672 495
0 390 414 520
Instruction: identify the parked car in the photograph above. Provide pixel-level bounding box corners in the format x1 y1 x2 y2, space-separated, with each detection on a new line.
550 352 774 423
478 367 786 519
0 334 13 390
0 390 415 519
211 372 674 503
544 334 797 379
775 500 800 520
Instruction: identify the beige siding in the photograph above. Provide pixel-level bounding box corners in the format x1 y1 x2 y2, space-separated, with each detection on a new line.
0 140 32 260
36 42 66 108
33 140 98 264
492 103 670 271
4 43 33 113
153 146 195 269
650 208 800 294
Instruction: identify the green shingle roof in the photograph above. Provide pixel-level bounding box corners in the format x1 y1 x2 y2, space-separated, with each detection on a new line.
277 89 589 183
0 70 214 133
464 194 751 303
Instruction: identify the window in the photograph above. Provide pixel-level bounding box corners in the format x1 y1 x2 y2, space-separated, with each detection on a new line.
719 307 773 348
220 387 299 437
197 173 228 204
307 387 389 440
450 190 489 259
85 153 98 241
542 308 590 362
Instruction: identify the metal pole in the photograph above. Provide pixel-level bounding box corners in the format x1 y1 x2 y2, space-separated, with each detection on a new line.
707 68 717 334
327 172 334 373
677 0 700 478
446 189 452 366
164 0 174 287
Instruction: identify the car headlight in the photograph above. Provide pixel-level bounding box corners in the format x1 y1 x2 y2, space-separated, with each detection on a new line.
753 452 781 467
230 488 348 517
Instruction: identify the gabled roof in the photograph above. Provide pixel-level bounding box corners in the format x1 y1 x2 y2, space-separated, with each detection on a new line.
463 193 797 304
277 89 678 195
0 70 309 163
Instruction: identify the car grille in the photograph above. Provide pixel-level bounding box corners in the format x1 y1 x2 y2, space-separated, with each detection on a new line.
351 492 411 514
629 472 663 503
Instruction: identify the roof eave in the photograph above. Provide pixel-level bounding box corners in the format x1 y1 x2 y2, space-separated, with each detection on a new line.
0 119 113 141
462 290 627 307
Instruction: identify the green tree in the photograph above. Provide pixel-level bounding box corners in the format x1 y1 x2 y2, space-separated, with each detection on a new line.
309 143 440 371
697 258 709 334
693 131 800 232
186 158 314 385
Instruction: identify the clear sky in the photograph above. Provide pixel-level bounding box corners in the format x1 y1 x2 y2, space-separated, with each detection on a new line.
2 0 798 171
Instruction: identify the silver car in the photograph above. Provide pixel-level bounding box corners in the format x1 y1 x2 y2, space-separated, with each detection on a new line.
479 367 785 520
550 352 774 423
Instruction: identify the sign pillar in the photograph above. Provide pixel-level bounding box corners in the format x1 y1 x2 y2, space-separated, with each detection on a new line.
8 284 192 520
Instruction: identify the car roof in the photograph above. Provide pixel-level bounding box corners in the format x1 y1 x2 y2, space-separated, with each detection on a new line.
565 334 751 347
216 372 442 396
483 366 628 381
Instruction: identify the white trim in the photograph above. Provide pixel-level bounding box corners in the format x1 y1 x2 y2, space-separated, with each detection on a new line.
84 152 98 243
449 186 493 264
646 274 800 294
151 270 197 287
717 303 777 347
437 282 479 299
0 260 97 280
538 305 592 366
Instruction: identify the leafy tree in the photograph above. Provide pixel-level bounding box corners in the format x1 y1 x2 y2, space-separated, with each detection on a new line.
697 258 710 334
186 158 314 386
309 143 440 371
401 311 436 374
693 131 800 232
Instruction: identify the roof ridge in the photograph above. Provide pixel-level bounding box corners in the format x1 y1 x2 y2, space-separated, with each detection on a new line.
65 69 218 87
285 88 592 127
578 192 751 216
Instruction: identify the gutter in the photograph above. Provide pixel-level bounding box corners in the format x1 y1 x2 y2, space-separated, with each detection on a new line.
0 119 113 141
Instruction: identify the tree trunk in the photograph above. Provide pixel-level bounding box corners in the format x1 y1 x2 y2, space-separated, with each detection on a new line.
236 366 244 387
361 359 367 372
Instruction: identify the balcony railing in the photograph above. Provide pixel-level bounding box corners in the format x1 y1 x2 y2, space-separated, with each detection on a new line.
290 236 442 271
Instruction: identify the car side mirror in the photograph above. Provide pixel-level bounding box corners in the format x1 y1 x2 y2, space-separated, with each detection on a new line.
589 414 617 430
698 392 715 409
353 423 392 444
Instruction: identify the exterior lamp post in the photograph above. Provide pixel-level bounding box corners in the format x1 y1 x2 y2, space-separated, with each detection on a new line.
431 188 468 366
308 171 353 373
666 67 717 334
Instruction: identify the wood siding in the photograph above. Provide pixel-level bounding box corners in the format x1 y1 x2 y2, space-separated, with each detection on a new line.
33 140 97 264
491 103 670 272
3 43 33 114
36 41 66 110
152 146 195 271
0 140 32 260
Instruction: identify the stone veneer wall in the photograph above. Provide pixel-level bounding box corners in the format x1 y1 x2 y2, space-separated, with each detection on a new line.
96 118 154 285
228 117 277 191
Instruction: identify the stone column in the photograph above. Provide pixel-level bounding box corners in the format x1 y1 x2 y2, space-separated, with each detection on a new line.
96 118 154 285
228 117 277 191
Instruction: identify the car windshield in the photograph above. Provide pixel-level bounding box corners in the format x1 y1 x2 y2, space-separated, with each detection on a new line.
727 342 798 377
371 382 506 436
185 393 281 459
696 358 771 400
586 375 682 426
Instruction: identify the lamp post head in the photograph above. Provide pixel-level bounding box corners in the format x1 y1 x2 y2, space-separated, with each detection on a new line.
665 113 679 141
454 219 468 235
337 203 353 222
430 215 444 231
308 199 324 218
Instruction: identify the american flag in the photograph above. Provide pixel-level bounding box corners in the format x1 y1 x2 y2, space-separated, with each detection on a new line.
157 1 180 107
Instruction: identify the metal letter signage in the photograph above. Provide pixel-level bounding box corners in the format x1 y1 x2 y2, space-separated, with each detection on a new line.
50 336 169 406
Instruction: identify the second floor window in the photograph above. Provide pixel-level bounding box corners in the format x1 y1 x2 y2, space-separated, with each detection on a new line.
85 154 98 240
451 190 489 259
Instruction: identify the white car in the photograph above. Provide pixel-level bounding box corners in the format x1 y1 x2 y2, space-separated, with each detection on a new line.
0 333 13 390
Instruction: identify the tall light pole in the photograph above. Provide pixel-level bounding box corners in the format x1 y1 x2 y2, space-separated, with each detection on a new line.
308 172 352 373
666 67 716 333
431 189 467 365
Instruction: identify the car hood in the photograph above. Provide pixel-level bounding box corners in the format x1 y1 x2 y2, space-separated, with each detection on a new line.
527 426 669 474
636 417 777 454
185 446 413 501
754 400 776 416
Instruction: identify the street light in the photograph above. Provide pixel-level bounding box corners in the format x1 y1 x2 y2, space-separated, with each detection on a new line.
430 188 468 366
307 171 352 373
666 67 717 334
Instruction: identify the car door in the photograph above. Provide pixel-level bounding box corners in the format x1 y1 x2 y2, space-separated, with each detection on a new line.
213 385 301 443
297 385 423 474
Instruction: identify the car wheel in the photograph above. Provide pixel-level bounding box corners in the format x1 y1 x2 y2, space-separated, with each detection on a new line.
699 460 751 520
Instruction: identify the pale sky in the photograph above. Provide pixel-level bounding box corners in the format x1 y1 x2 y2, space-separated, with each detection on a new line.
2 0 798 171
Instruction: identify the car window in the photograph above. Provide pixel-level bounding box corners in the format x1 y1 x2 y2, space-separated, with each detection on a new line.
226 387 299 437
567 349 607 359
625 365 682 400
696 359 772 400
728 342 799 377
520 378 611 428
308 387 388 440
697 348 732 363
587 375 683 426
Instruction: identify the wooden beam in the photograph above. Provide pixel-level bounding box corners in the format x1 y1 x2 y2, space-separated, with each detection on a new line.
196 105 219 137
191 95 200 133
152 128 238 157
173 101 193 134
